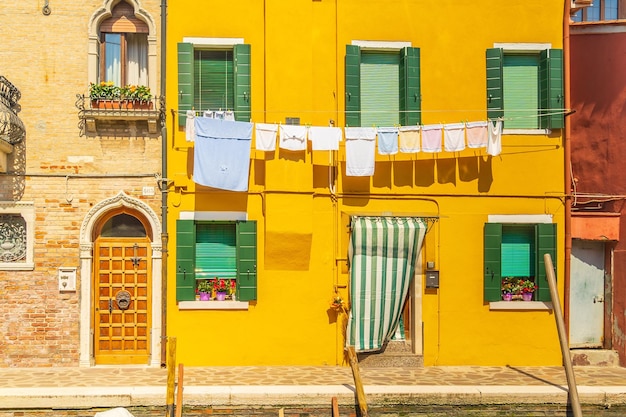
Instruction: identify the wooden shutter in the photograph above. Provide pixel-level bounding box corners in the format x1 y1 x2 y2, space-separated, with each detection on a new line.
234 44 251 122
484 223 502 302
540 49 564 129
237 220 257 301
400 47 421 126
501 225 534 277
195 50 234 114
361 52 400 127
176 219 196 301
503 54 540 129
486 48 504 121
345 45 361 127
195 223 237 279
177 42 195 127
536 223 557 302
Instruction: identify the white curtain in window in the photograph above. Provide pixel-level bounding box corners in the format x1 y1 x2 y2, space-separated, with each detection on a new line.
104 34 121 86
127 33 148 86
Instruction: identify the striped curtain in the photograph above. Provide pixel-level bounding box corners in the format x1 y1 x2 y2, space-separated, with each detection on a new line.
347 216 427 352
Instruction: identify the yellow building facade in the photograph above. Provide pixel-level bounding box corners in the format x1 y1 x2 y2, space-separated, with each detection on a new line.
166 0 566 366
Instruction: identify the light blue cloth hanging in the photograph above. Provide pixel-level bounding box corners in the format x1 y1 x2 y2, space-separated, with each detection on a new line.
377 127 399 155
193 118 253 192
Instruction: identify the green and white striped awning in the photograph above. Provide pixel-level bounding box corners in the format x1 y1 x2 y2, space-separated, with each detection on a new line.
347 216 427 352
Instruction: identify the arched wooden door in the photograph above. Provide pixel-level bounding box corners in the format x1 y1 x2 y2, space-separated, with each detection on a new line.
93 211 152 365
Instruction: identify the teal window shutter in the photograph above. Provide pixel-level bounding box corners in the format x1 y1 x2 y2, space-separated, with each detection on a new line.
540 49 564 129
361 52 400 127
177 42 195 128
176 219 196 301
484 223 502 302
236 220 257 301
195 50 234 114
503 54 540 129
345 45 361 127
195 223 237 280
400 47 421 126
486 48 503 121
501 225 535 277
234 44 251 122
536 223 557 302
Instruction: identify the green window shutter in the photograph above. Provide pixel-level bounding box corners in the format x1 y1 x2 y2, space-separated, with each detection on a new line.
234 44 251 122
195 50 234 114
486 48 503 121
503 54 540 129
361 52 400 127
177 42 195 128
484 223 503 302
176 219 196 301
237 220 257 301
400 47 421 126
196 223 237 280
536 223 557 302
345 45 361 127
540 49 564 129
501 225 535 277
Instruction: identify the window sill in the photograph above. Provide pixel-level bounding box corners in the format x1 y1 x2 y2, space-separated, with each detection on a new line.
0 262 35 271
178 300 250 310
489 301 553 311
502 128 552 135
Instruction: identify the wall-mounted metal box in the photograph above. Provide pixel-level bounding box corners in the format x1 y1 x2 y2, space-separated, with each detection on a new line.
58 267 77 292
425 270 439 288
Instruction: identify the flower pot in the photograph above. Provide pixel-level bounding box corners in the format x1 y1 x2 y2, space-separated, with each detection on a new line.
502 293 513 301
199 292 210 301
522 292 533 301
216 292 227 301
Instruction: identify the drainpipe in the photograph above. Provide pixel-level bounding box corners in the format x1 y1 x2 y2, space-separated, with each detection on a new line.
160 0 168 367
563 0 573 336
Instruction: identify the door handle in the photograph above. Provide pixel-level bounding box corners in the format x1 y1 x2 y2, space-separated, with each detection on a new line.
593 295 604 303
109 298 113 313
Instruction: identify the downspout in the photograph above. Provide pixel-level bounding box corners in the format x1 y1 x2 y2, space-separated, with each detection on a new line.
160 0 168 367
563 0 573 336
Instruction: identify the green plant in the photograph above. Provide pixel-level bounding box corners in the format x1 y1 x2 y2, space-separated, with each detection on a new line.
89 81 121 100
518 279 538 294
120 84 152 102
501 277 520 295
197 280 213 294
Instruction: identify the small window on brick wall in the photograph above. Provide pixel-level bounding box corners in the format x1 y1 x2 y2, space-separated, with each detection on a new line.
0 202 34 270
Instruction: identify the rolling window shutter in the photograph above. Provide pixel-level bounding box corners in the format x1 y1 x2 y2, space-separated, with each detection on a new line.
540 49 564 129
501 226 534 277
345 45 361 127
176 219 196 301
234 44 251 122
195 50 234 114
361 52 400 127
503 54 540 129
195 223 237 280
237 220 257 301
177 42 194 127
486 48 504 121
536 223 557 302
484 223 502 301
400 47 421 126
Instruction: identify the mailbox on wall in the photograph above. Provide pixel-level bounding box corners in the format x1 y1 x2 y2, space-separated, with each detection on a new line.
425 270 439 289
58 267 77 292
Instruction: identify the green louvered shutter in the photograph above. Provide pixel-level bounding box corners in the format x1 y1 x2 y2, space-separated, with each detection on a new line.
345 45 361 127
536 223 557 302
234 44 251 122
486 48 503 121
400 47 421 126
503 54 540 128
177 42 195 127
237 220 257 301
540 49 564 129
176 219 196 301
195 50 234 115
361 52 400 127
501 225 535 277
195 223 237 280
484 223 503 302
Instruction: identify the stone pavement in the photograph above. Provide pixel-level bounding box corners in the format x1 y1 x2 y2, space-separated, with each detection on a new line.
1 365 626 410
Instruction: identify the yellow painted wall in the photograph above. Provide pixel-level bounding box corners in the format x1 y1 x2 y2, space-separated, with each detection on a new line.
167 0 566 366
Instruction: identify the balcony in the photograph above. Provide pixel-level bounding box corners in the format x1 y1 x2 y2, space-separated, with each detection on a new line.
76 95 164 136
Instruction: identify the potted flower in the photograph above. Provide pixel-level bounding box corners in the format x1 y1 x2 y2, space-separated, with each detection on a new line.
89 82 153 109
501 277 519 301
212 277 231 301
330 295 345 311
518 279 537 301
197 280 213 301
120 84 153 109
89 81 121 107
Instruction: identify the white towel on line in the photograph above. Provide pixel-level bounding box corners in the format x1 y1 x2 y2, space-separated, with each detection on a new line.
255 123 278 151
465 121 488 148
443 123 466 152
308 126 342 151
344 127 377 176
279 125 308 151
487 119 503 156
421 124 443 153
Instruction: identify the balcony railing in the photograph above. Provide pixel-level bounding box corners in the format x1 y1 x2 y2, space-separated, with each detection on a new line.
76 94 164 136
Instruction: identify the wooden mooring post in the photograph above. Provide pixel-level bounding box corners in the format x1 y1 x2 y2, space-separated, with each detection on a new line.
166 337 177 417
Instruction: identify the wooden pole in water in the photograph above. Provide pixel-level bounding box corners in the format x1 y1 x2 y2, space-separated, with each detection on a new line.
544 254 582 417
166 337 177 417
347 346 369 417
175 363 184 417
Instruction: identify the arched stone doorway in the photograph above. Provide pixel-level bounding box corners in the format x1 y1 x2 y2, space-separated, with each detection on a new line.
79 192 162 367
